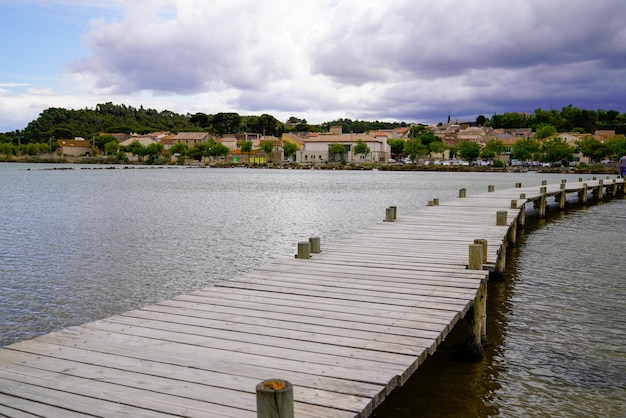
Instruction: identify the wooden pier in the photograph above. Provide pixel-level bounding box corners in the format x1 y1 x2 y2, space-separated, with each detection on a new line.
1 177 623 418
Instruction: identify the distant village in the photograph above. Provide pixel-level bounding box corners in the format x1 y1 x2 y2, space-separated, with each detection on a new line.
56 121 624 166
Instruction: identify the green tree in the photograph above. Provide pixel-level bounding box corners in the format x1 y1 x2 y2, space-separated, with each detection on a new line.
387 139 406 158
483 139 505 159
428 140 447 155
540 137 573 165
187 143 206 161
457 141 481 162
126 140 146 160
240 140 253 161
209 142 230 159
212 112 241 136
329 143 347 162
535 124 558 139
604 137 626 160
260 140 274 162
353 139 370 160
283 142 297 161
170 142 188 157
145 143 164 163
512 138 540 161
575 137 606 163
418 131 441 149
403 138 428 164
104 140 120 155
480 149 497 160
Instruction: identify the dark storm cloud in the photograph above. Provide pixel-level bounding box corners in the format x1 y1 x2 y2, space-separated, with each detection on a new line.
65 0 626 124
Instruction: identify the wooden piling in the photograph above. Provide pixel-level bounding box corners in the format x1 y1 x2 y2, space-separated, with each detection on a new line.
495 242 507 279
488 185 495 192
256 379 294 418
515 182 522 188
518 203 526 229
466 281 487 358
473 239 488 264
579 183 588 204
297 242 310 259
459 188 467 198
309 236 321 254
496 210 508 226
596 180 604 200
508 221 517 246
468 243 484 270
385 207 394 222
538 194 547 218
390 206 397 220
510 199 518 209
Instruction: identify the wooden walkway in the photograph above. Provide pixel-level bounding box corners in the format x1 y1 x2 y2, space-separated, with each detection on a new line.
1 176 623 418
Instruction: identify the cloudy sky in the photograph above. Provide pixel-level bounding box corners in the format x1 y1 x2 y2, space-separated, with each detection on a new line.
1 0 625 132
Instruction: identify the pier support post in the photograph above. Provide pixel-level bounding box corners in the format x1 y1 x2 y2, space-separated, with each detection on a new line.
468 243 484 270
309 237 321 254
256 379 294 418
596 180 604 200
385 207 394 222
473 239 488 264
517 204 526 229
579 183 588 204
459 188 467 198
507 222 517 246
296 242 311 259
466 281 488 358
538 193 547 218
488 185 495 192
390 206 397 220
558 188 566 210
496 210 508 226
495 242 507 280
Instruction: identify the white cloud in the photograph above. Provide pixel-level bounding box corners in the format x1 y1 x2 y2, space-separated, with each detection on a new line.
2 0 626 131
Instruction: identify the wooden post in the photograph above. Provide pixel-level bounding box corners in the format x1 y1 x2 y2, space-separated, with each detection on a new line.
542 180 547 185
495 242 507 279
473 239 488 263
488 185 495 192
296 242 310 259
256 379 294 418
385 207 394 222
390 206 397 220
496 210 507 226
580 183 588 204
508 221 517 246
466 281 487 358
432 198 439 206
559 191 566 209
510 199 518 209
538 194 547 218
459 188 467 198
612 179 618 197
596 179 604 200
518 203 526 229
515 182 522 188
520 193 526 199
468 243 483 270
540 186 547 194
309 236 321 254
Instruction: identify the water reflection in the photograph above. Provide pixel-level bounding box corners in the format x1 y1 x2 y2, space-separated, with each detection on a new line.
372 198 626 417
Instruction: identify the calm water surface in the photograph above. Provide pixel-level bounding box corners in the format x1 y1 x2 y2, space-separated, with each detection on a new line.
1 163 624 417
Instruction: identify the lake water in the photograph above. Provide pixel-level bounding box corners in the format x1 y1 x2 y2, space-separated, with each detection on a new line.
1 163 624 417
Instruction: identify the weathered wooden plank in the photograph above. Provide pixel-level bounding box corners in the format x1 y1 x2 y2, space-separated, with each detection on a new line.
4 179 614 417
